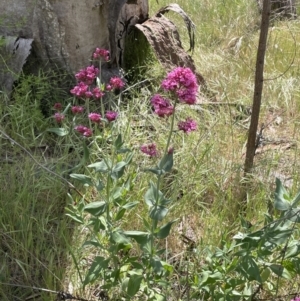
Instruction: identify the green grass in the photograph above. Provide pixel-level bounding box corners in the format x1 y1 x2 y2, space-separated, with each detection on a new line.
0 158 73 300
1 0 300 299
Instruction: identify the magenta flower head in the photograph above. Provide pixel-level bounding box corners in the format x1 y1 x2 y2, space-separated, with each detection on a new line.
88 112 102 123
74 125 93 137
106 84 112 91
291 298 300 301
84 91 93 98
105 111 118 122
54 102 62 111
54 112 65 123
71 106 84 114
178 118 197 133
75 125 87 134
70 82 89 98
75 66 99 85
83 128 93 137
93 87 105 99
161 67 198 104
140 143 158 157
109 77 125 90
93 48 110 61
151 94 174 117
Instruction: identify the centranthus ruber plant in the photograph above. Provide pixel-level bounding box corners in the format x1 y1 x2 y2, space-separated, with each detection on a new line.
47 47 123 156
48 54 199 300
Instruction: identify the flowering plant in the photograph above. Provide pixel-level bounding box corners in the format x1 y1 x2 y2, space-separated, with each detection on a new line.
48 48 123 141
48 48 200 299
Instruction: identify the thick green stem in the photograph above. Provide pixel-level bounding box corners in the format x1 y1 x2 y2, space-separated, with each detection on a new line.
99 63 105 119
149 102 177 258
86 99 92 129
164 101 177 155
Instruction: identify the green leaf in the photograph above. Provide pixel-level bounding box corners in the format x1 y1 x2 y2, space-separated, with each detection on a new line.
284 208 300 223
260 268 271 282
144 167 163 176
117 147 131 154
82 239 102 248
125 152 134 164
87 217 107 231
156 220 178 239
47 127 69 136
83 256 108 287
162 261 174 273
285 241 300 258
65 212 84 224
88 160 111 173
96 180 104 192
123 231 149 245
199 271 222 286
111 230 131 245
62 102 71 114
237 256 262 283
143 217 151 231
151 258 164 274
274 178 291 211
149 205 168 221
144 181 163 207
158 152 173 173
114 134 123 150
122 201 139 209
112 187 122 200
291 189 300 207
159 197 172 206
84 201 106 216
98 216 107 230
111 161 127 180
127 273 143 297
153 294 166 301
70 174 93 186
115 208 126 221
269 264 292 279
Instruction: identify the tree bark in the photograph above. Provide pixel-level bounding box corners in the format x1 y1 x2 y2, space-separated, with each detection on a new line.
0 0 149 93
244 0 271 175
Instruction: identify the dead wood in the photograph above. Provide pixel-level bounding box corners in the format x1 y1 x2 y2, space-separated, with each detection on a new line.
135 11 206 89
0 36 33 94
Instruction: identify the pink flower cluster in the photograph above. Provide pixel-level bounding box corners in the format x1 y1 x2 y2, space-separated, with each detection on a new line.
75 65 99 85
54 112 65 123
92 87 105 99
178 118 197 133
74 125 93 137
109 77 125 90
93 48 110 61
140 143 158 157
86 111 118 123
150 68 198 133
70 49 124 99
105 111 118 122
71 106 84 114
89 112 101 123
141 67 199 156
54 103 62 111
161 67 198 104
70 82 91 98
52 49 122 138
291 298 300 301
151 94 174 117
